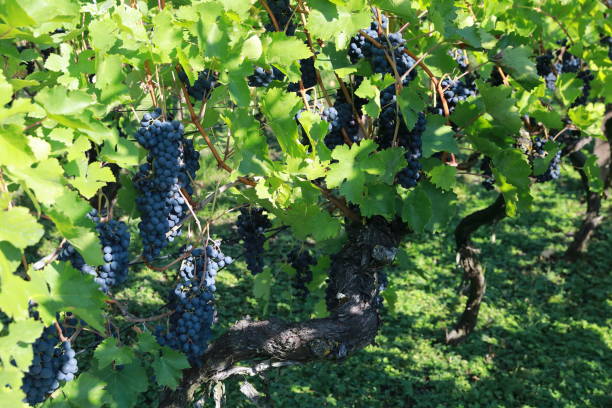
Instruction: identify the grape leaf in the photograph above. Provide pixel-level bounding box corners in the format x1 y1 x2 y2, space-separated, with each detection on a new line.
39 263 107 332
151 347 190 390
401 186 432 233
427 164 456 191
496 46 540 90
0 320 43 370
421 115 458 158
0 206 44 249
94 338 135 369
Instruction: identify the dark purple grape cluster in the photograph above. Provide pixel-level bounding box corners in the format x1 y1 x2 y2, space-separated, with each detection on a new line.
532 137 561 182
248 65 286 88
263 0 295 35
535 42 594 106
287 56 317 93
377 85 426 189
321 102 361 150
178 69 218 100
58 210 130 293
431 78 477 115
155 244 231 363
348 19 417 81
288 247 315 298
480 157 495 190
21 326 78 406
236 207 271 275
449 49 469 71
133 108 200 261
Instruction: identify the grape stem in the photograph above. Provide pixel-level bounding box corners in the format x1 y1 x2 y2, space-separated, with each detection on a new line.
259 0 281 32
357 30 451 118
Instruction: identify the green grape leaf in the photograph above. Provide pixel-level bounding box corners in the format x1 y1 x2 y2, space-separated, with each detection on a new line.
151 347 191 390
421 115 458 158
261 88 303 157
360 147 407 185
326 140 378 189
117 174 139 217
495 46 540 90
35 87 95 116
421 181 457 232
0 206 44 249
51 372 107 408
0 320 43 370
0 242 21 274
427 164 456 191
306 0 372 48
450 97 485 129
356 183 397 219
478 81 522 134
263 32 312 66
583 153 604 193
401 186 432 233
9 158 65 207
557 73 583 106
39 263 107 333
0 271 48 322
95 54 129 106
94 338 135 369
71 162 115 199
533 141 560 176
151 10 182 63
281 201 342 241
492 148 531 190
100 138 140 167
0 126 35 167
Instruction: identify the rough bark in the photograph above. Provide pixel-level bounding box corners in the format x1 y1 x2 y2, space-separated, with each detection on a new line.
160 217 407 407
564 151 606 260
446 194 506 345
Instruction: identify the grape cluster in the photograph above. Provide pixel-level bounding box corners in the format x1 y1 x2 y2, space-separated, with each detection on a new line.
321 101 362 150
178 69 218 100
21 326 78 406
133 108 200 261
155 244 231 363
431 78 477 115
532 137 562 182
348 20 417 81
480 157 495 190
263 0 295 35
288 248 316 298
249 0 294 88
535 42 594 106
248 66 286 88
58 210 130 293
287 56 317 93
378 85 426 189
236 207 271 275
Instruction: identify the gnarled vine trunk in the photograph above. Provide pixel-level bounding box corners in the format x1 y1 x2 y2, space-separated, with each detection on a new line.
564 148 609 260
445 194 506 345
160 217 407 407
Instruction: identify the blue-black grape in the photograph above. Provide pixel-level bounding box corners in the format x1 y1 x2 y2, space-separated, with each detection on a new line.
248 65 286 88
532 137 562 182
155 244 231 363
263 0 295 35
58 210 130 293
348 19 417 82
377 85 426 189
535 41 593 106
236 207 271 275
431 78 477 115
21 326 78 406
288 248 316 298
133 108 200 261
287 56 317 93
322 102 362 150
178 69 218 100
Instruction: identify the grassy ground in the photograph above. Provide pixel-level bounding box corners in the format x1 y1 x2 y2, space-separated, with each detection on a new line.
113 157 611 408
